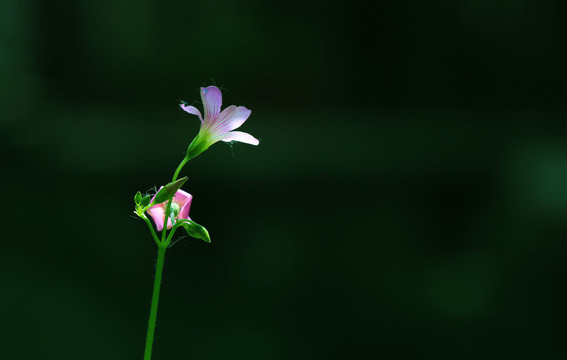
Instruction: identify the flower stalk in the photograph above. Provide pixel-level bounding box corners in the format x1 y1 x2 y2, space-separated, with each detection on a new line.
143 244 166 360
135 85 258 359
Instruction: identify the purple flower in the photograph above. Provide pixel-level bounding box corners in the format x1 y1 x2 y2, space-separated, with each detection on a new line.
147 189 192 231
181 86 259 158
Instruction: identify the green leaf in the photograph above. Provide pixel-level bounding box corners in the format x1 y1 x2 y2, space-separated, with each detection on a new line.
140 195 152 207
134 191 142 205
181 219 211 243
152 177 189 204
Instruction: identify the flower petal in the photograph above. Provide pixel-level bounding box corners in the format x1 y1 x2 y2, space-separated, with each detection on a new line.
147 205 166 231
206 105 236 133
200 86 222 122
147 188 193 231
180 104 203 122
179 196 193 220
174 190 193 219
214 131 260 146
147 206 176 230
208 106 251 135
173 189 192 203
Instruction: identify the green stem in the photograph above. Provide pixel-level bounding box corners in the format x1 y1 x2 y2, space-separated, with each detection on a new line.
164 226 178 247
172 156 189 183
143 154 192 359
143 245 167 360
142 214 161 247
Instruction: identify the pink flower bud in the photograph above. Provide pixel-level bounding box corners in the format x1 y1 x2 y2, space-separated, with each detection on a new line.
146 188 193 231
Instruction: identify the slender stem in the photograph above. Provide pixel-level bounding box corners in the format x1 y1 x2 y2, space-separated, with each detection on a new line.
143 245 167 360
143 154 192 359
164 226 178 247
172 156 189 183
142 214 161 247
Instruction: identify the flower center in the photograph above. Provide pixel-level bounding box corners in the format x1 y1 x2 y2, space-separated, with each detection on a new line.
169 202 181 219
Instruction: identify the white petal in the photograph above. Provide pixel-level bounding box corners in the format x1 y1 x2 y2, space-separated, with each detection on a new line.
180 104 203 122
214 131 259 146
207 106 252 135
200 86 222 122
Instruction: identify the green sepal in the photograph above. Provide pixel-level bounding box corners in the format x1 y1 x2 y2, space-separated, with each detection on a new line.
134 191 142 205
152 177 188 205
179 219 211 243
140 195 152 207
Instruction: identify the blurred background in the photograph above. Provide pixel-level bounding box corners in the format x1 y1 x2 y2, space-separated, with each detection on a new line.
2 0 567 359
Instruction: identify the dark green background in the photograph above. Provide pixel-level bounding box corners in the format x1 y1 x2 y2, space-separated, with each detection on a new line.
2 0 567 359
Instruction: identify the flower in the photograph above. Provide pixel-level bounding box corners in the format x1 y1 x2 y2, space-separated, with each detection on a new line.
146 189 193 231
181 86 259 158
